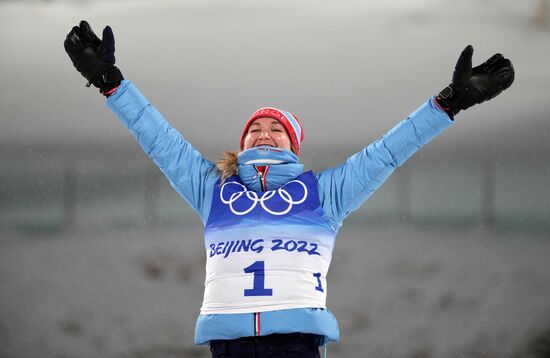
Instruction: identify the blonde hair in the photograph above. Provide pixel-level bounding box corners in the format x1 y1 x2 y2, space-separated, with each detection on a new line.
215 151 239 182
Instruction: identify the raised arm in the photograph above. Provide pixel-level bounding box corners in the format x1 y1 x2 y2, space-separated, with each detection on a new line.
316 98 451 229
106 81 217 221
64 21 218 221
317 45 514 229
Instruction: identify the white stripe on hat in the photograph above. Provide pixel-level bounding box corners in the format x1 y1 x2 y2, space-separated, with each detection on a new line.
281 110 301 141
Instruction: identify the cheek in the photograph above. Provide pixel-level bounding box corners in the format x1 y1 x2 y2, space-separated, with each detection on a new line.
274 133 291 147
243 134 255 148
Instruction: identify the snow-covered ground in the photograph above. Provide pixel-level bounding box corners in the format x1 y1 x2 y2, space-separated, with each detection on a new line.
1 223 549 357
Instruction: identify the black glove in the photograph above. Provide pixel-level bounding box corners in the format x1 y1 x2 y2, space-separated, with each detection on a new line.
64 20 124 95
436 45 514 117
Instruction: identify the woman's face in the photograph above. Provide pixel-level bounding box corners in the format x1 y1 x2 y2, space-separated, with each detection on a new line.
242 117 292 151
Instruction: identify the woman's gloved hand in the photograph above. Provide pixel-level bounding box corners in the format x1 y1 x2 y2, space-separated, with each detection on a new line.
436 45 515 117
64 20 123 95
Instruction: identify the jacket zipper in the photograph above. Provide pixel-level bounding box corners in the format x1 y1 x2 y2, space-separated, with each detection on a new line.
254 312 261 336
254 165 270 191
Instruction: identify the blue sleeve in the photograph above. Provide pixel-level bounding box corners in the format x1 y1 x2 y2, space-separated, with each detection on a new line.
106 80 218 223
316 98 454 229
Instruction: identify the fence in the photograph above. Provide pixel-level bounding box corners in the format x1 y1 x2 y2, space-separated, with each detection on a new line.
1 153 549 236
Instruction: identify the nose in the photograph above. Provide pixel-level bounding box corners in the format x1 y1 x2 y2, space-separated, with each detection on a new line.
258 131 271 139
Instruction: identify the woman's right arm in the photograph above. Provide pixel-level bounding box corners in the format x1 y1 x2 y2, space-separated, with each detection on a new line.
64 21 217 221
107 80 217 221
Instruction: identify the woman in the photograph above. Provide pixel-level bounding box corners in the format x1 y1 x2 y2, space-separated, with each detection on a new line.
64 21 514 357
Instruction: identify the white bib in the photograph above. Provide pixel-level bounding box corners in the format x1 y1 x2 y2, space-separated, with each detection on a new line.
201 171 337 314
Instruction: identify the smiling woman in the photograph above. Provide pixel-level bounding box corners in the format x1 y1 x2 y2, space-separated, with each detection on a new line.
64 19 514 358
215 108 303 183
243 118 292 151
241 108 303 154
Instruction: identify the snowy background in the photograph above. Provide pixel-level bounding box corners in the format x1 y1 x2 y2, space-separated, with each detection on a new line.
1 0 550 357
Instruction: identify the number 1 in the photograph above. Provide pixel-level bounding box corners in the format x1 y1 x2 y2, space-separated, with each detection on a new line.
313 272 324 292
243 261 273 296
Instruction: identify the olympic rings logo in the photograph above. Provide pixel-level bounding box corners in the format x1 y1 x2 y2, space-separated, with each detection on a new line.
220 180 308 216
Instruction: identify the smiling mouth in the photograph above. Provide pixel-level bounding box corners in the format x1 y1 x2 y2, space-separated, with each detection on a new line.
255 143 276 147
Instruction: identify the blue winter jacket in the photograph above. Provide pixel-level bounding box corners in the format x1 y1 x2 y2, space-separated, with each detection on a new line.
107 80 453 345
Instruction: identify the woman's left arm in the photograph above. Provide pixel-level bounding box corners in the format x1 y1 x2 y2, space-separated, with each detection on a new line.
317 45 514 229
316 98 452 229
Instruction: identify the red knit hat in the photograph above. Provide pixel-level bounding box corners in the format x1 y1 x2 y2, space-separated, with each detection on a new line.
240 107 304 155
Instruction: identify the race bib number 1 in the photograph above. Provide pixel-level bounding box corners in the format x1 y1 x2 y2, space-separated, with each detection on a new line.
243 261 273 296
242 261 324 296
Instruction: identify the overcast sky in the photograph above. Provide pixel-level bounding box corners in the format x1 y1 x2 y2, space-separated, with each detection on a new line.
1 0 549 160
